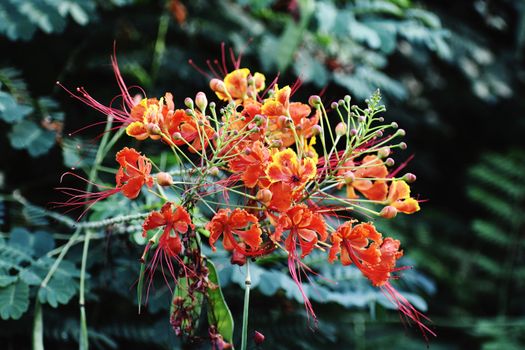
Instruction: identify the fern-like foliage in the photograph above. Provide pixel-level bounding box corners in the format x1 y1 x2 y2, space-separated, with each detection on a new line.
466 150 525 303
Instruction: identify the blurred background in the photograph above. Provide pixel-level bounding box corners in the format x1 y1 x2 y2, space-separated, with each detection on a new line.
1 0 524 349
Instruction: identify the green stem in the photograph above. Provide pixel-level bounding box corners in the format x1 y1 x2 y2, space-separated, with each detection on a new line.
77 116 114 350
241 259 251 350
32 300 44 350
79 230 92 350
151 10 170 84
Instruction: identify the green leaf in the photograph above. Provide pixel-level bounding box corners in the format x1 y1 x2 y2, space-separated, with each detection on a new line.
206 259 234 344
20 257 79 307
8 227 54 258
0 90 33 123
137 258 148 314
38 275 77 308
8 119 56 157
0 278 30 320
0 275 18 287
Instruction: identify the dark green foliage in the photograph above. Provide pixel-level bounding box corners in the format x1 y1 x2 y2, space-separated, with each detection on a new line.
0 67 61 157
1 0 525 349
0 227 81 320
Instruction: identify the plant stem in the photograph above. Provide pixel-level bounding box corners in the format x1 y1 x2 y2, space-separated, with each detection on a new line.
77 115 114 350
32 300 44 350
241 259 251 350
79 229 92 350
151 9 170 84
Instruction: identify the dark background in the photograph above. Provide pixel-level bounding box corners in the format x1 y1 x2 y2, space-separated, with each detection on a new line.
1 0 524 349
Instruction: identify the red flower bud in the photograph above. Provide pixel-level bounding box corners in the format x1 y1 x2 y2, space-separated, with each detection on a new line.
254 330 265 345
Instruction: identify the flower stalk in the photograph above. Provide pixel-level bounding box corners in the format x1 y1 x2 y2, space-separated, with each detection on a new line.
241 259 251 350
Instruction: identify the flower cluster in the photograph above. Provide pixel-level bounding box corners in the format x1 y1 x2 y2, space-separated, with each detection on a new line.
59 52 434 346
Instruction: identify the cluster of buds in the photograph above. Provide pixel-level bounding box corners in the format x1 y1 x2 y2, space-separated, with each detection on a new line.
59 52 434 346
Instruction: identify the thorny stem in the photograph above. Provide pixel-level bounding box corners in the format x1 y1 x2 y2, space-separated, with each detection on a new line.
241 259 251 350
9 192 149 230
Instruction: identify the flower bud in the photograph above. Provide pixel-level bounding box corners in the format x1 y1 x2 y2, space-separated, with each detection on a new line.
209 166 220 177
358 116 366 123
399 142 407 150
403 173 417 183
156 172 174 186
335 122 347 137
172 132 182 140
380 206 398 219
344 95 351 103
391 122 398 129
312 125 322 135
185 108 194 116
375 130 383 138
350 128 358 136
385 158 395 167
210 79 226 93
256 189 272 203
278 115 288 125
209 101 216 109
184 97 194 109
270 139 283 148
146 122 161 135
396 129 406 137
338 99 345 106
195 92 207 112
378 117 384 122
330 101 338 110
343 171 355 184
378 147 390 158
244 147 252 155
254 331 265 345
308 95 321 107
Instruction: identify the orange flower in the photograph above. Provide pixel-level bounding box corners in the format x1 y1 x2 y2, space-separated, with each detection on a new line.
329 222 404 287
126 93 174 141
211 68 265 102
266 148 316 192
386 180 420 214
115 147 154 199
262 85 320 147
228 141 270 188
142 203 195 256
266 182 294 212
340 155 388 200
328 222 382 267
206 208 262 255
274 205 327 258
362 237 403 286
272 205 327 321
164 109 215 152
